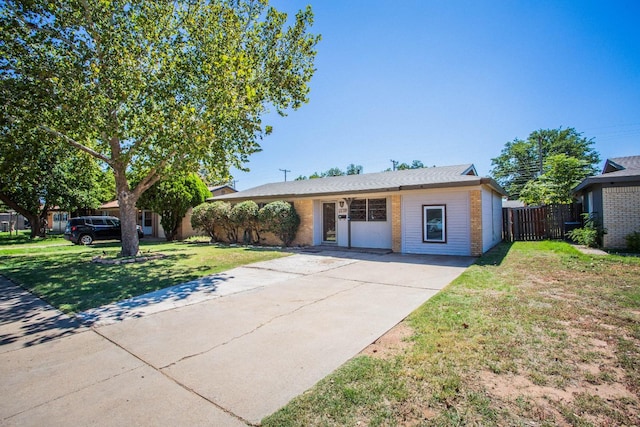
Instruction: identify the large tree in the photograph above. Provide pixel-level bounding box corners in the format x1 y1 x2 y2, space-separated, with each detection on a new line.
490 128 600 200
1 1 319 255
519 154 591 205
137 173 210 241
0 124 113 237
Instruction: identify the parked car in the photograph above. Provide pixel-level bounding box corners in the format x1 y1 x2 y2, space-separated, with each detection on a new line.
64 216 144 245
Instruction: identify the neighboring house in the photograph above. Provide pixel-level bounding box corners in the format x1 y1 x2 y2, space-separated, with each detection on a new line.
212 164 506 256
95 200 160 238
47 207 70 233
0 211 26 232
502 199 525 208
573 155 640 249
209 184 237 197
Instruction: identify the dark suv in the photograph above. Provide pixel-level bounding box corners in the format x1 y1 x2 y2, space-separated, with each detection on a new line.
64 216 144 245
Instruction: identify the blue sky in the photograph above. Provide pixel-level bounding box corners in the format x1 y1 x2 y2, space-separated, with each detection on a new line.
229 0 640 190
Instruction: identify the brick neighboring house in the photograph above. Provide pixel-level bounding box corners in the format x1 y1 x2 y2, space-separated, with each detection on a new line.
573 155 640 249
212 165 506 256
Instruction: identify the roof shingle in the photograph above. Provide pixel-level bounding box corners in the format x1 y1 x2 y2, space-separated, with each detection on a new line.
213 164 505 201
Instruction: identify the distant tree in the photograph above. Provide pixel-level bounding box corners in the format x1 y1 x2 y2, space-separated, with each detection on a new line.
490 128 600 200
294 175 308 181
325 167 345 177
520 154 589 205
259 201 300 246
385 160 426 171
346 164 363 175
137 173 210 241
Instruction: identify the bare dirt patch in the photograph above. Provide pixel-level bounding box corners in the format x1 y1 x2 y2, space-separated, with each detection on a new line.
359 321 414 359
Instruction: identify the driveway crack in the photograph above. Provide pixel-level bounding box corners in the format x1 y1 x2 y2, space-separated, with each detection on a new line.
159 281 366 370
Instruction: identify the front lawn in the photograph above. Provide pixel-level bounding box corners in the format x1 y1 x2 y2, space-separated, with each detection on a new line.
263 241 640 426
0 239 287 313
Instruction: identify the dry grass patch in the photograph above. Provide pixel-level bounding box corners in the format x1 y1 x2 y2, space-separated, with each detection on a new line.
263 241 640 427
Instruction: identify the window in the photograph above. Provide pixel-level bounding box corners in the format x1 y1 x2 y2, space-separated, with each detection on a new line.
368 199 387 221
349 200 366 221
423 205 446 243
349 198 387 222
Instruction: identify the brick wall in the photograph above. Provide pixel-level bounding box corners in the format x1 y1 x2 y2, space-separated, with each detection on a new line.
602 186 640 249
391 195 402 252
469 190 483 256
291 199 314 246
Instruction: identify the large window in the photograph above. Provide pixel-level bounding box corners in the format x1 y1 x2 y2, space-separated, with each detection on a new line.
423 205 446 243
349 198 387 222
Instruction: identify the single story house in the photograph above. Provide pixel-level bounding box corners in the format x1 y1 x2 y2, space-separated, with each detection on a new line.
212 164 506 256
573 155 640 249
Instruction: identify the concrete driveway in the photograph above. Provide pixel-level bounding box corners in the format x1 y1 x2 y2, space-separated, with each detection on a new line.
0 249 473 426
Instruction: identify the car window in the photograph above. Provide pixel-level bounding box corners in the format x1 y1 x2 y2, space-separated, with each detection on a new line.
92 218 107 226
107 218 120 227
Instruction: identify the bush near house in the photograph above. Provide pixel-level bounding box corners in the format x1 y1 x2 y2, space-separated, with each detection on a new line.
566 213 606 247
626 231 640 251
231 201 261 244
192 200 300 246
258 201 300 247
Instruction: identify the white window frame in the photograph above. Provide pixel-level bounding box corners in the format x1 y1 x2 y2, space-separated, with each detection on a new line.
423 205 446 243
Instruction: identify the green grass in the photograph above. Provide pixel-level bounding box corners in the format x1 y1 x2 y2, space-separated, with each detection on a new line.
262 241 640 426
0 239 287 313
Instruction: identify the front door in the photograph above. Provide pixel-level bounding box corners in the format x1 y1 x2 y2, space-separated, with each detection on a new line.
322 202 336 243
138 210 153 236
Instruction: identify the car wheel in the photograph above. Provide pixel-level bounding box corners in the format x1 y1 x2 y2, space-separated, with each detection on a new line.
79 234 93 245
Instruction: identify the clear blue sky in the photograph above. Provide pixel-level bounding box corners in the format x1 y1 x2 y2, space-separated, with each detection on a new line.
229 0 640 190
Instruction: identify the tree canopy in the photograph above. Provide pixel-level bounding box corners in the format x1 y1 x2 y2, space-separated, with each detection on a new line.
137 173 210 241
1 1 319 254
0 124 113 237
490 128 600 201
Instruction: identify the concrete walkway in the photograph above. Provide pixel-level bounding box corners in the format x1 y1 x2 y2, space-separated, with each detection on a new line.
0 250 473 426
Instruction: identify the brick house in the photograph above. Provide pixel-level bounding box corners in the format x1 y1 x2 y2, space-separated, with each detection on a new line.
213 164 506 256
573 155 640 249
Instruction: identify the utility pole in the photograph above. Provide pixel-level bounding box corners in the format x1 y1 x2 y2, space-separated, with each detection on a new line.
279 168 291 182
229 179 239 189
538 135 543 177
390 159 398 171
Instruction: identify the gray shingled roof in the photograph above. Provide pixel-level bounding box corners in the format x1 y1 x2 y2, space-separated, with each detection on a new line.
212 164 506 201
574 155 640 192
602 155 640 174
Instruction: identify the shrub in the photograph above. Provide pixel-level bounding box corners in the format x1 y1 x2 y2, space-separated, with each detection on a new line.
230 201 260 244
259 201 300 246
190 201 235 242
625 231 640 251
566 213 605 248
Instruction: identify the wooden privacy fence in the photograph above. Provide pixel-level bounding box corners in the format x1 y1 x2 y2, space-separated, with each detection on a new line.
502 204 582 242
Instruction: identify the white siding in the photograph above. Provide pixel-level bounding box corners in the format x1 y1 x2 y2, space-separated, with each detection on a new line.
482 188 503 252
349 219 392 249
315 197 392 249
402 188 471 256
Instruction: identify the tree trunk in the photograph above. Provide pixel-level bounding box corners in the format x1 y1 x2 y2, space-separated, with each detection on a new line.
0 193 43 239
118 191 140 257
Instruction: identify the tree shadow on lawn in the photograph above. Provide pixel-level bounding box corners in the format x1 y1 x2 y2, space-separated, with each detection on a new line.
0 251 205 314
0 277 81 350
